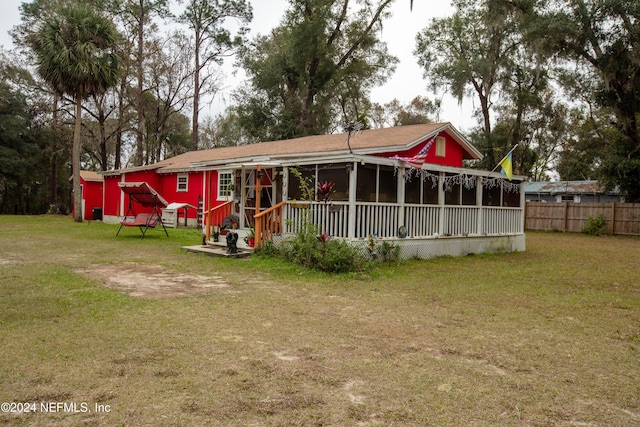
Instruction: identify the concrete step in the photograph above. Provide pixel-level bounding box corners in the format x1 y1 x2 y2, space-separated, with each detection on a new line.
182 244 252 258
182 230 255 258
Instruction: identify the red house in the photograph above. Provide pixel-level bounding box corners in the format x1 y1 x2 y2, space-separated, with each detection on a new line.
72 171 104 221
100 123 526 258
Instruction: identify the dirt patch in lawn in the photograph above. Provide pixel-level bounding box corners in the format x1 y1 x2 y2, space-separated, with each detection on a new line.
76 263 230 298
0 255 22 265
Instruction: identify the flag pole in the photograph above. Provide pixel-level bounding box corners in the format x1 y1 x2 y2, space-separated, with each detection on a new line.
489 143 519 175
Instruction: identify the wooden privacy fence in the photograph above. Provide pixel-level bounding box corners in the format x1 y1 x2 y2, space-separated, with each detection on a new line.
525 202 640 235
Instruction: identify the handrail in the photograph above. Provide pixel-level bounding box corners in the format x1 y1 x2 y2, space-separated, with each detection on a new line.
205 200 233 242
254 201 287 248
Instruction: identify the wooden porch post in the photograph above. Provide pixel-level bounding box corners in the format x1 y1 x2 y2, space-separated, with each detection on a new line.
255 165 262 219
254 165 262 244
347 161 357 239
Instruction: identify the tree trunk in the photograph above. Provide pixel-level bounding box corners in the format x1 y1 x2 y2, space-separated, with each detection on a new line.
50 95 59 206
136 1 145 166
192 30 201 152
115 78 126 170
99 113 108 171
73 97 83 222
479 92 495 166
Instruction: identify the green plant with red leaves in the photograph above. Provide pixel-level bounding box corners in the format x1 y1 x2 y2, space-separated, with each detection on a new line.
316 181 335 202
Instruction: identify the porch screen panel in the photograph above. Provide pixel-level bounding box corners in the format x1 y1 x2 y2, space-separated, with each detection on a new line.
406 172 439 204
423 172 439 204
356 164 377 202
483 184 501 206
462 179 477 205
288 165 315 201
503 183 520 207
405 176 421 204
444 173 461 205
378 166 397 203
317 163 349 201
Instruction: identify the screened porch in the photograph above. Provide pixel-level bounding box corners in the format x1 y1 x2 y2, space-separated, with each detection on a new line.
263 158 525 241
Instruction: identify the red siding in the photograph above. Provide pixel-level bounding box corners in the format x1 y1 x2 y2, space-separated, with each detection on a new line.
103 170 205 219
103 170 162 216
126 170 161 189
158 172 204 218
103 175 121 216
375 133 464 168
73 178 104 220
83 180 103 220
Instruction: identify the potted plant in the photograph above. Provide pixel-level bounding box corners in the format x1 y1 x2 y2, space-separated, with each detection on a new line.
244 227 255 247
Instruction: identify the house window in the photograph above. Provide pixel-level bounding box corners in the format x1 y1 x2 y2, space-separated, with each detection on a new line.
435 136 446 157
177 174 188 192
217 171 233 200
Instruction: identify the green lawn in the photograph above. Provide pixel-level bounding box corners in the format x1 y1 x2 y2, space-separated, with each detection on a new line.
0 215 638 426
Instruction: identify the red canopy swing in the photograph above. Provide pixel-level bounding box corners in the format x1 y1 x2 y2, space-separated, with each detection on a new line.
116 182 169 238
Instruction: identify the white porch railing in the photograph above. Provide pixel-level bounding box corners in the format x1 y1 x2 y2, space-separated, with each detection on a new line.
404 205 440 237
284 202 350 236
482 207 523 234
355 203 401 238
283 202 524 239
443 206 478 236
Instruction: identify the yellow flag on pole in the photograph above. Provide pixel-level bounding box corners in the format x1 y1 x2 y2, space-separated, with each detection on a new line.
498 152 513 181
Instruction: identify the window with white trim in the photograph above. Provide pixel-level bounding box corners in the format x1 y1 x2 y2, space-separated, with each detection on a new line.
177 174 188 192
218 171 233 200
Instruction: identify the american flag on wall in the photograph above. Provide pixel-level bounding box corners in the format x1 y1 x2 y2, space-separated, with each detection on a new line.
390 134 437 167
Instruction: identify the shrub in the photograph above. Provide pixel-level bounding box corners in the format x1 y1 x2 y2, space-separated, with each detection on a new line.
377 240 400 262
317 239 369 273
267 234 368 273
581 215 607 236
259 166 369 273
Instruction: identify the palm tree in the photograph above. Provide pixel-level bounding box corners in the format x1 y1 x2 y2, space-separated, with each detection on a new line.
30 2 122 222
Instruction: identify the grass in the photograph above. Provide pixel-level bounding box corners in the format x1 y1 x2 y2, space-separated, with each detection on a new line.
0 215 639 426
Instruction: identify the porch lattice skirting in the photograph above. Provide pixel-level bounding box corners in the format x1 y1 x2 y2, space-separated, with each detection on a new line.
270 233 525 260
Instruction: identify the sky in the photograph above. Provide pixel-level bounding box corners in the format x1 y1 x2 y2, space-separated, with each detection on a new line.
0 0 475 130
